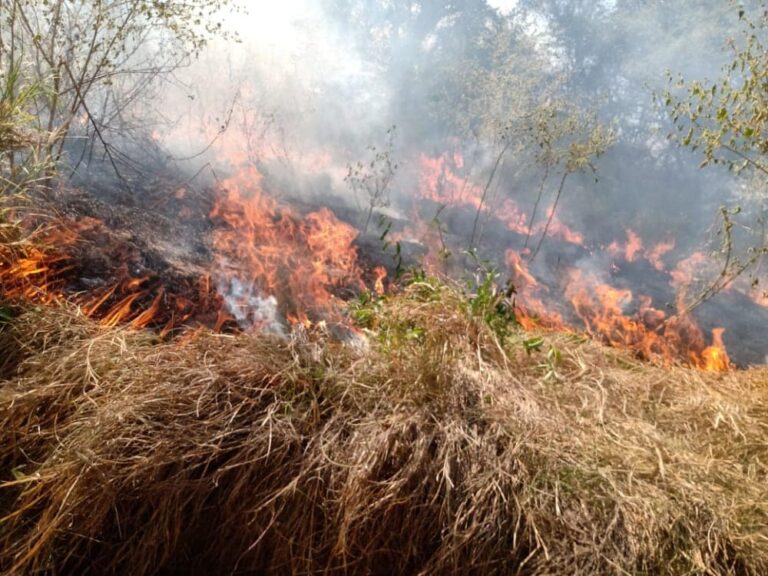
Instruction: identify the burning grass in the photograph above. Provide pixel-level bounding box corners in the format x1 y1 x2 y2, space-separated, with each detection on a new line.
1 281 767 575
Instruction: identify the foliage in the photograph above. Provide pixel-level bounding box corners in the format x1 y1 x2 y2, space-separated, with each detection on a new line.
349 289 386 330
464 263 518 341
524 102 616 259
663 2 768 176
350 273 439 348
0 305 12 324
0 63 49 324
377 215 406 279
662 0 768 308
0 63 37 152
452 21 550 144
0 0 240 178
351 262 520 349
0 61 49 194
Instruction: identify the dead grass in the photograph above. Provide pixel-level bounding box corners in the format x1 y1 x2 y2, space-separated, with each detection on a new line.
0 281 767 575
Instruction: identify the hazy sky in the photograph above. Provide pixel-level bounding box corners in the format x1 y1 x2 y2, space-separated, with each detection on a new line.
487 0 518 14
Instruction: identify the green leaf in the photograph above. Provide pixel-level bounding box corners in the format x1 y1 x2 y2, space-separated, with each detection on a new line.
0 306 13 324
523 336 545 353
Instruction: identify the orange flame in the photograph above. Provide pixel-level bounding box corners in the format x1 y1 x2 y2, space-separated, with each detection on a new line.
210 166 364 330
418 153 585 245
698 328 730 372
0 218 219 332
0 143 736 374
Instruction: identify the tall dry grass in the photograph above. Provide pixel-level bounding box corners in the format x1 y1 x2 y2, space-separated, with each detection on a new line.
0 282 767 575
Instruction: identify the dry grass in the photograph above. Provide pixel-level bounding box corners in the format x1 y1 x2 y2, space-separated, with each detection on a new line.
0 281 767 575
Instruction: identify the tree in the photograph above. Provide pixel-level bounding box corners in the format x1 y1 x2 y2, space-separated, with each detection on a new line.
665 2 768 177
523 102 615 260
662 0 768 310
322 1 615 255
0 0 239 184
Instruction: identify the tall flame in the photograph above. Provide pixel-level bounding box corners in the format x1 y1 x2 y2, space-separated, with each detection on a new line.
209 166 365 331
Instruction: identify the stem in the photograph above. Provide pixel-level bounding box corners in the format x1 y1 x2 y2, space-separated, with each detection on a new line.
529 171 569 263
656 208 761 330
721 143 768 177
363 203 374 234
470 139 511 251
62 61 125 188
524 164 550 251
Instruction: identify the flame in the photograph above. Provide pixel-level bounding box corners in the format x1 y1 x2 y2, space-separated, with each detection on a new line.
408 152 731 371
698 328 730 372
0 218 220 332
504 250 565 330
607 229 643 262
647 238 675 271
607 230 674 271
671 251 709 287
560 269 729 369
506 250 538 288
0 143 736 373
417 153 585 245
373 266 387 295
210 166 364 330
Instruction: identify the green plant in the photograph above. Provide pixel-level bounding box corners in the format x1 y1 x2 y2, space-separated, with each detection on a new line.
0 0 240 181
538 345 563 382
378 214 406 280
0 305 12 325
523 336 545 354
0 62 49 195
660 1 768 309
464 260 518 341
349 290 386 330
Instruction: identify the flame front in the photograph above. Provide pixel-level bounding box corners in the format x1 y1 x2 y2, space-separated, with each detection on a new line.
0 146 735 372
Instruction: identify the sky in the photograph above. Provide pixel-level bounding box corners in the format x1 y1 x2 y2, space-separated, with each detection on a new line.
487 0 519 14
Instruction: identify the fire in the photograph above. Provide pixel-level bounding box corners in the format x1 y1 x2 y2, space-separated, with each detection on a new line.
647 238 675 271
0 160 377 339
671 251 709 288
502 250 569 331
0 141 736 373
607 229 643 262
698 328 731 372
417 153 585 245
408 151 732 371
373 266 387 295
607 230 675 271
506 250 538 288
209 166 365 331
559 269 730 368
0 218 220 332
566 270 662 359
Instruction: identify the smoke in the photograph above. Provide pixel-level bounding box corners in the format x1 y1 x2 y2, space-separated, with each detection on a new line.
141 0 768 364
217 273 286 336
159 1 390 176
